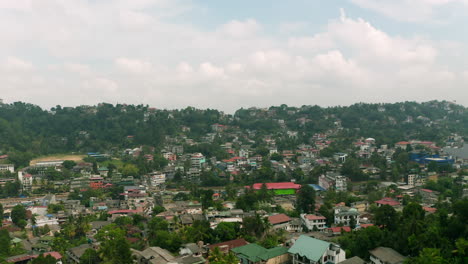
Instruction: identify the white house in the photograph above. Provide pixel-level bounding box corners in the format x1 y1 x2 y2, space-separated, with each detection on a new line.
0 164 14 173
301 214 327 231
288 235 346 264
334 207 360 226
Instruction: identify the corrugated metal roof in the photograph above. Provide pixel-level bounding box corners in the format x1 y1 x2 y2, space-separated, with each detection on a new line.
288 235 329 262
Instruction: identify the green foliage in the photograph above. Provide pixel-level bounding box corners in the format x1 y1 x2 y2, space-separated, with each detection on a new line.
341 156 367 181
11 204 27 228
0 203 3 227
242 214 269 240
79 248 102 264
208 247 238 264
31 254 57 264
296 184 316 214
214 222 241 242
374 205 398 231
47 203 64 214
152 205 166 215
62 160 76 170
0 229 11 257
96 224 133 264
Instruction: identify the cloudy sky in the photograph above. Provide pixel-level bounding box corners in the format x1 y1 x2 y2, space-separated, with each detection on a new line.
1 0 468 112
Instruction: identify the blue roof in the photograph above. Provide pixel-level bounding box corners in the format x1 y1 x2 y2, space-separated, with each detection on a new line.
309 184 326 191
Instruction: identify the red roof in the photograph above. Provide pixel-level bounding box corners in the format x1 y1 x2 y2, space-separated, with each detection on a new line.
396 141 410 145
305 214 326 221
251 182 301 190
421 189 433 193
268 214 291 225
43 252 62 260
375 197 400 206
360 224 374 228
328 226 351 233
423 207 437 213
208 238 248 252
108 209 138 214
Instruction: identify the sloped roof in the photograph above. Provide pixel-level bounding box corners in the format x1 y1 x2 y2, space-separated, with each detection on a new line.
268 214 291 225
340 256 365 264
208 238 248 251
369 247 406 264
288 235 330 262
231 244 287 262
251 182 301 190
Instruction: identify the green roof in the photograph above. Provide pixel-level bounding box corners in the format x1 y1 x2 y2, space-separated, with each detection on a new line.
259 247 288 260
288 235 330 262
231 244 288 262
11 238 22 244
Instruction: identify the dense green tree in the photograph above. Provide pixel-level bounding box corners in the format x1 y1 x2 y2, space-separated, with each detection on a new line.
296 184 316 214
341 157 367 181
62 160 76 170
0 203 3 227
208 247 238 264
214 222 240 242
31 254 57 264
374 205 398 231
11 204 27 228
79 248 102 264
96 224 133 264
405 248 449 264
0 229 11 256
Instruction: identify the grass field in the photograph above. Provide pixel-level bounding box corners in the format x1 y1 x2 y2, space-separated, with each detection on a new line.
30 154 86 165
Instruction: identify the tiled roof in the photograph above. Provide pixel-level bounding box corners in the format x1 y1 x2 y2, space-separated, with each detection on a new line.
251 182 301 190
305 214 326 221
268 214 291 225
208 238 248 252
328 226 351 233
375 198 400 206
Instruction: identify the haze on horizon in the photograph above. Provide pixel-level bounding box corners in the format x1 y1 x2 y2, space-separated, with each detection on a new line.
1 0 468 113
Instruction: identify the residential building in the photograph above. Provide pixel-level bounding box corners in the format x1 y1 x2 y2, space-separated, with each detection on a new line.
231 244 289 264
318 174 347 192
288 235 346 264
207 238 248 254
334 207 360 226
190 153 205 169
0 164 14 173
132 246 175 264
340 256 365 264
369 247 406 264
301 214 327 231
148 172 166 188
267 214 291 230
67 244 92 263
374 198 400 207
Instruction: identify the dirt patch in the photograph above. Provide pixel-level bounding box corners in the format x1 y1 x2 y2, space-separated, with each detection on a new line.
30 154 86 165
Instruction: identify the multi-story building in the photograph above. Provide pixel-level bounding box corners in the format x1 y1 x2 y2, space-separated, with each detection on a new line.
148 172 166 188
334 206 360 226
190 153 205 169
289 235 346 264
0 164 14 173
319 173 347 192
301 214 327 231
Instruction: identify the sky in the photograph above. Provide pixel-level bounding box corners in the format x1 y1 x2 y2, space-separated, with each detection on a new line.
1 0 468 113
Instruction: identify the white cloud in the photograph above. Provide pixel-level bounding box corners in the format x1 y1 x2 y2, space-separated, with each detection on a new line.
350 0 468 22
218 19 262 38
0 0 466 112
2 57 33 71
115 58 153 74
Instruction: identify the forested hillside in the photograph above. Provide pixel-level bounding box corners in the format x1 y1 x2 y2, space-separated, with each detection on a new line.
0 100 466 167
